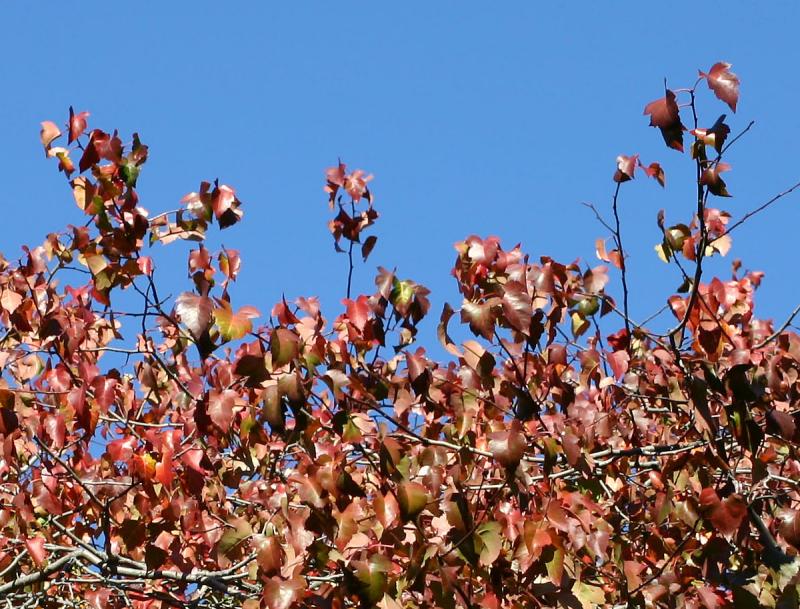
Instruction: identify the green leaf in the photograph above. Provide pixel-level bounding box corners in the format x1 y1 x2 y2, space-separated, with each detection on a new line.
476 521 502 566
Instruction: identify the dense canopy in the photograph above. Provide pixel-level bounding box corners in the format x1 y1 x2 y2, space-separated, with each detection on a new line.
1 62 800 609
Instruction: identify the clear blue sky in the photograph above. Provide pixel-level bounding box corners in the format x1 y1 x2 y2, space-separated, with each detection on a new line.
2 3 799 343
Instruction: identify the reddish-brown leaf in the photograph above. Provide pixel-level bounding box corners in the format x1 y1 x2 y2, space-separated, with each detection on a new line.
640 161 666 187
25 537 47 567
699 488 747 535
700 62 739 112
68 107 90 143
644 90 685 152
488 421 526 467
361 235 378 261
779 510 800 549
700 162 732 197
461 298 499 340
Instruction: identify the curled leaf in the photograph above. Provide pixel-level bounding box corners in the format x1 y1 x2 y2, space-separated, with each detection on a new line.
613 154 638 183
700 162 732 197
644 89 685 152
640 161 666 187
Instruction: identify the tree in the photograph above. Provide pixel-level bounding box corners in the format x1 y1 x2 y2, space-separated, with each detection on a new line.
1 61 799 609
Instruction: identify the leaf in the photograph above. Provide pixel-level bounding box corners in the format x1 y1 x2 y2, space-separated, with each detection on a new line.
375 491 400 530
572 580 606 609
437 302 461 356
176 292 213 339
700 62 740 112
218 518 252 558
40 121 61 150
461 298 499 340
397 481 429 520
767 409 797 441
487 422 526 467
271 328 300 368
263 577 305 609
25 537 47 567
345 295 371 332
691 115 730 154
624 560 645 592
218 248 241 282
501 281 532 334
640 161 666 187
607 350 630 380
361 235 378 261
699 488 747 535
208 389 238 432
68 107 90 143
779 510 800 550
476 521 503 566
644 89 685 152
214 301 260 341
354 555 389 603
212 183 244 228
85 590 112 609
613 154 638 183
701 162 732 197
254 535 283 576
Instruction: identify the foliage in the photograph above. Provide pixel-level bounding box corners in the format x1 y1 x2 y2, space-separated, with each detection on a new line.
1 62 800 609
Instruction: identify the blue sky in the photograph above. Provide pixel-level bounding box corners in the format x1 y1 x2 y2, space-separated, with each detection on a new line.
2 3 799 345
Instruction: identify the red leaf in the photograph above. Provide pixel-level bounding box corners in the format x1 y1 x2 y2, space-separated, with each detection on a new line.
208 389 238 432
644 90 685 152
699 488 747 535
254 535 283 576
700 62 739 112
86 590 112 609
25 537 47 567
375 491 400 529
83 588 111 609
640 161 666 187
345 295 371 332
488 421 526 467
501 282 532 334
137 256 154 276
607 350 630 380
461 299 499 340
68 107 90 143
325 161 347 208
212 184 244 228
181 446 209 474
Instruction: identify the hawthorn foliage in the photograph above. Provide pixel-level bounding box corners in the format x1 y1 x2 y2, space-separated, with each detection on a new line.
1 61 800 609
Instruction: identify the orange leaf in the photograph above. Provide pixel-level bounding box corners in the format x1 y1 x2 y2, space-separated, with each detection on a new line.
214 301 260 341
